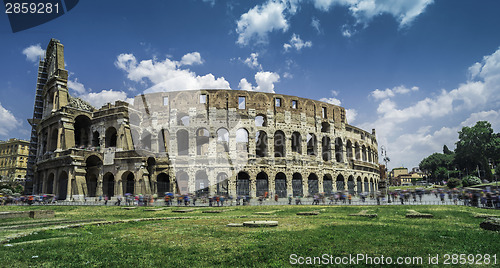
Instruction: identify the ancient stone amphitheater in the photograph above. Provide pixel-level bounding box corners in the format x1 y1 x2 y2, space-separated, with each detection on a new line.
30 39 380 200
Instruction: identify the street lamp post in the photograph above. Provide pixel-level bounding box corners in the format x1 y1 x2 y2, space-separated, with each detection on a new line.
380 146 391 203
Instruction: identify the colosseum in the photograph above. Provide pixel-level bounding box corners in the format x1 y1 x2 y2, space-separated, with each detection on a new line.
28 39 380 200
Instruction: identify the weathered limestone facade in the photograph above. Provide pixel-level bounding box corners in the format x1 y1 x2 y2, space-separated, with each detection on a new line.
31 39 380 200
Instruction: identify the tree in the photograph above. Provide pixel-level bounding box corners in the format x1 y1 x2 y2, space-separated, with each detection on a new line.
419 152 454 182
447 178 462 189
462 176 481 187
443 145 453 155
455 121 497 180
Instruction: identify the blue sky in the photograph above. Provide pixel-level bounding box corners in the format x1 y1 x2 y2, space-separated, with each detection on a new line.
1 0 500 170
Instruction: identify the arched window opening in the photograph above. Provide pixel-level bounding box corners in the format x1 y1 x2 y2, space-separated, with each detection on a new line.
255 114 267 127
141 131 152 151
177 130 189 156
49 129 58 152
308 173 319 196
292 173 303 197
322 136 331 161
105 127 117 148
195 171 209 197
216 128 229 153
177 113 190 126
196 128 210 156
336 174 345 192
362 145 367 161
123 172 135 195
92 131 100 147
74 115 91 148
255 131 268 157
216 173 229 196
321 122 330 133
58 171 68 200
236 128 249 153
175 171 189 194
335 137 343 162
346 140 353 159
291 132 302 154
103 172 115 197
236 172 250 196
323 174 333 195
275 173 287 197
355 143 361 160
274 130 285 157
307 133 317 156
256 172 269 197
347 176 355 195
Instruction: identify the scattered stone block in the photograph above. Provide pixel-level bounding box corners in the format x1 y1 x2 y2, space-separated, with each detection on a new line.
406 210 433 218
348 210 377 218
226 223 244 227
29 210 55 219
203 210 223 213
172 209 196 213
144 208 164 211
473 213 499 219
243 221 278 227
254 210 279 215
480 218 500 231
297 211 319 216
0 211 30 219
121 207 136 210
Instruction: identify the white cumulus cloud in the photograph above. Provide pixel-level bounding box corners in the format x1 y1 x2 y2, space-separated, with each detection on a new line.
239 71 280 93
22 44 45 62
319 97 342 106
0 102 21 136
236 0 289 45
371 85 418 100
115 52 230 93
80 89 134 108
242 53 262 70
283 34 312 52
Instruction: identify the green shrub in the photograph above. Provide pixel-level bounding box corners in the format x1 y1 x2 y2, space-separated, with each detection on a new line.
447 177 462 188
462 175 481 187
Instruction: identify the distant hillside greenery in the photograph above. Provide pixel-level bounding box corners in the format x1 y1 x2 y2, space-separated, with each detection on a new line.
419 121 500 186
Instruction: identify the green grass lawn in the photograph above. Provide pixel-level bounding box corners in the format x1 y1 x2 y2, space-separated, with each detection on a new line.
0 205 499 267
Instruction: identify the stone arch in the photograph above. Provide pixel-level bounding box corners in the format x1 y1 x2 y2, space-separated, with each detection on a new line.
255 114 267 127
49 128 58 151
175 171 189 194
105 127 117 148
196 128 210 156
336 174 345 192
141 130 152 151
321 122 330 133
253 93 270 110
85 155 102 197
92 131 100 147
122 171 135 195
255 131 268 157
346 140 353 159
236 171 250 196
195 170 209 197
323 174 333 194
275 172 287 197
103 172 115 197
177 112 190 126
322 136 331 161
364 177 369 194
58 171 68 200
74 115 91 148
347 175 355 195
46 173 55 194
157 173 170 196
368 147 372 162
256 171 269 197
292 173 303 197
216 128 229 153
308 173 319 196
216 172 229 195
274 130 286 157
335 137 343 162
355 142 361 160
356 176 362 195
307 133 317 156
177 129 189 156
362 145 367 161
291 132 302 154
236 128 249 153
